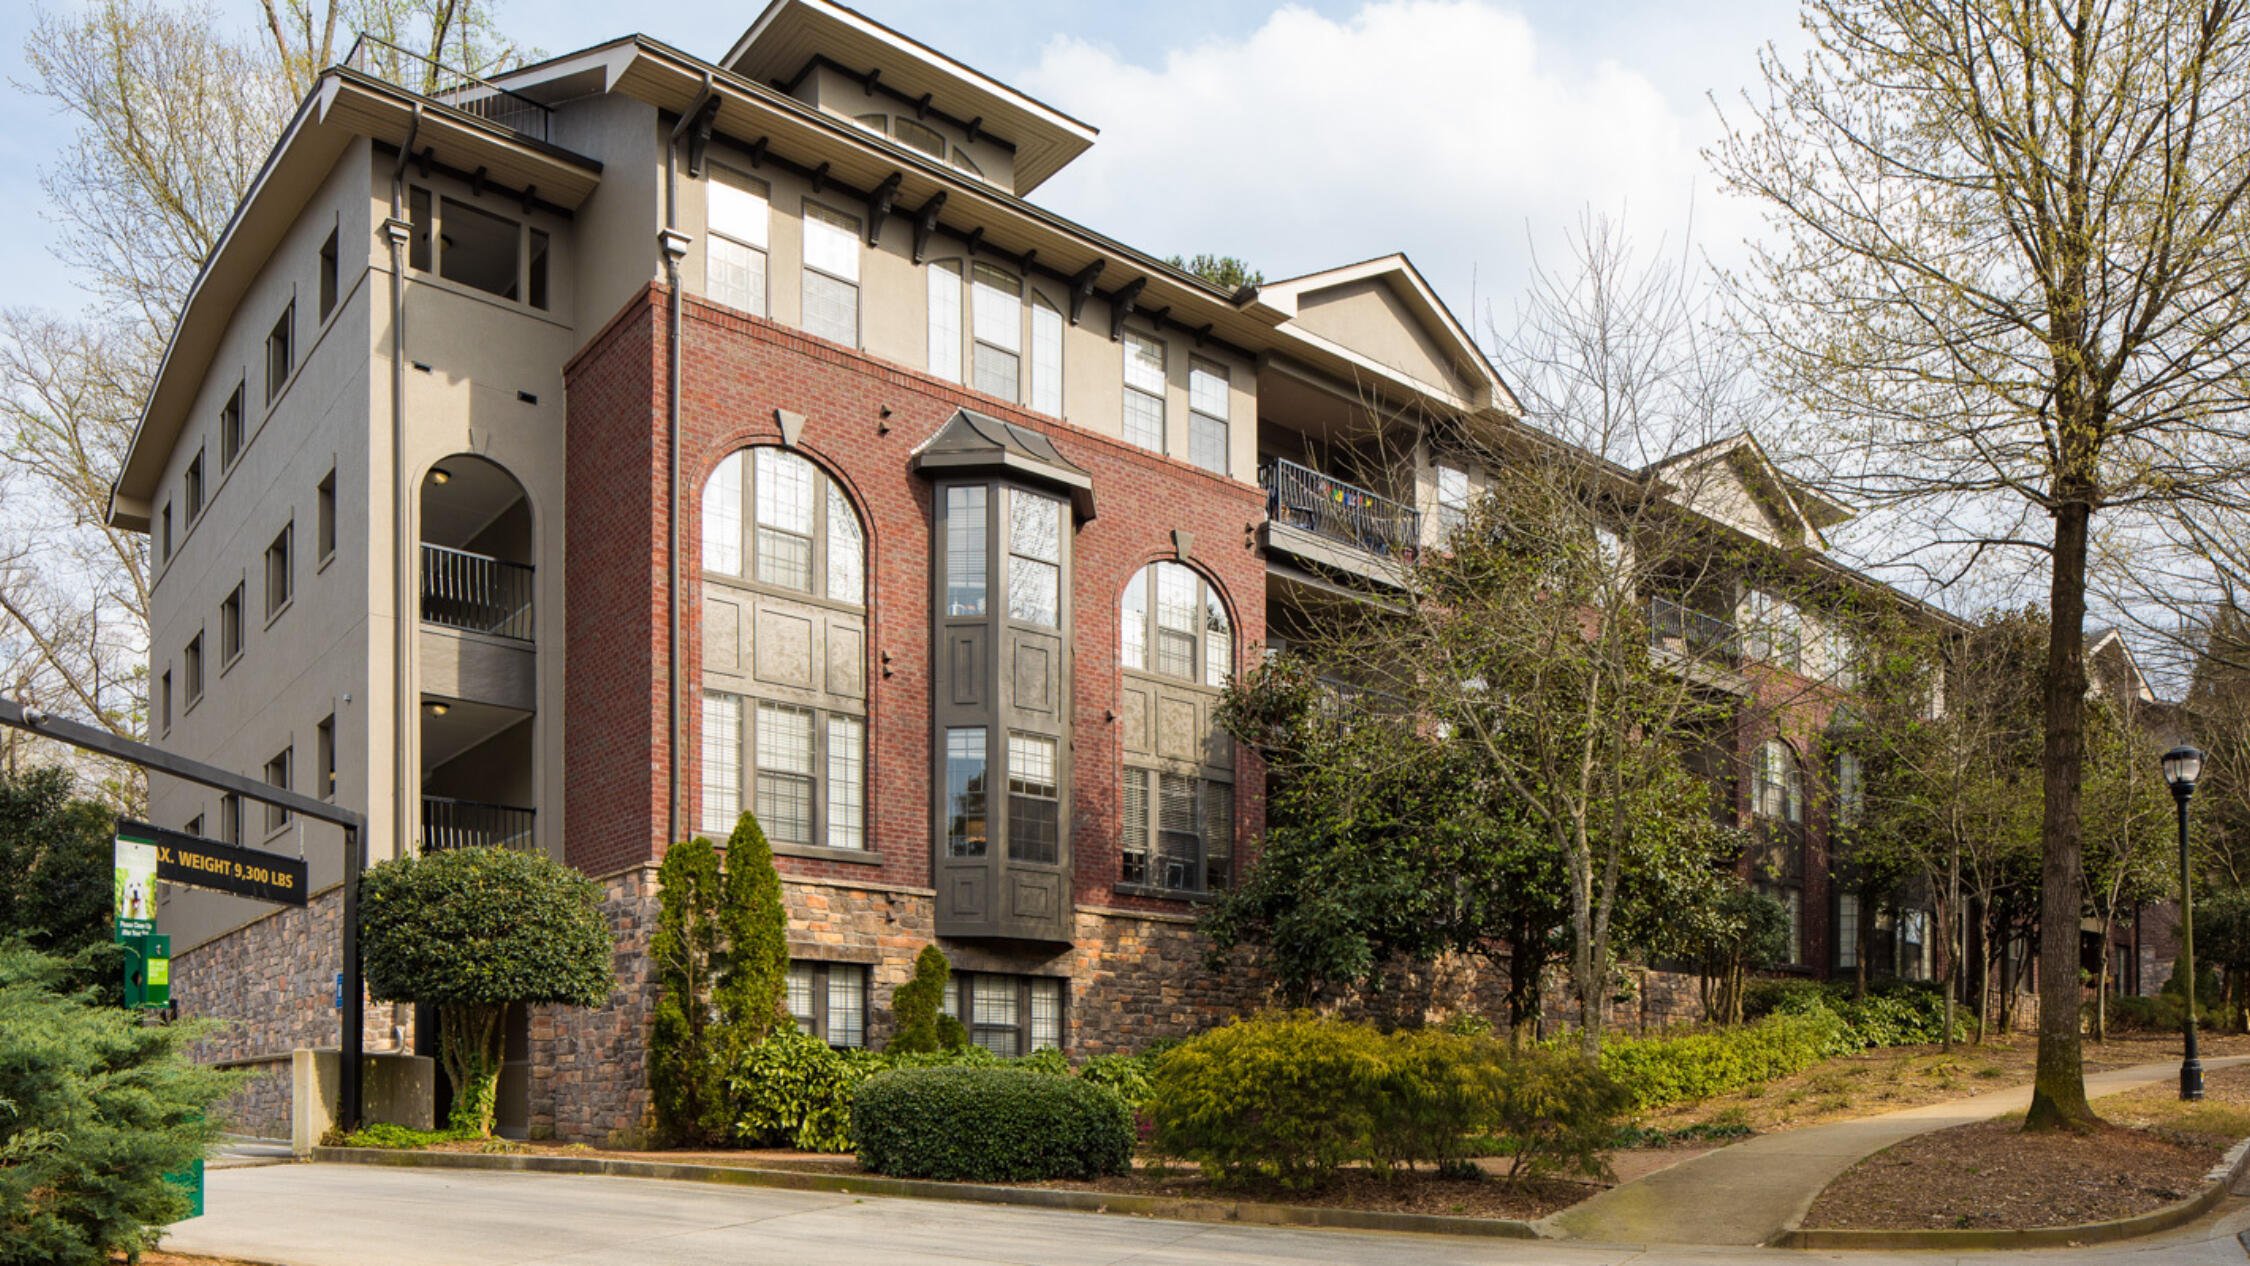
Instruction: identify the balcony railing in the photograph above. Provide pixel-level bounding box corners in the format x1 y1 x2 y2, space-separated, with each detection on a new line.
342 34 551 142
1261 458 1422 561
421 796 536 853
422 544 534 641
1648 596 1738 661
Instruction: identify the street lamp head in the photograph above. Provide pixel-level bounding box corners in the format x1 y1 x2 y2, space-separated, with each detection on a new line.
2163 745 2206 795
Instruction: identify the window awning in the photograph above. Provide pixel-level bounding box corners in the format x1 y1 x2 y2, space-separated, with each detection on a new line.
910 409 1095 520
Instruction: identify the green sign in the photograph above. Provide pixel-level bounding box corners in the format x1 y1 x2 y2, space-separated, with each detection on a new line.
123 932 170 1010
114 831 158 938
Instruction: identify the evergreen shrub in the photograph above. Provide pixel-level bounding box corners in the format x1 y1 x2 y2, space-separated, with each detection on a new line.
852 1066 1133 1181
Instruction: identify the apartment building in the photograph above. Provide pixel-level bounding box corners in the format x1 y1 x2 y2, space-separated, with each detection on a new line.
113 0 1952 1142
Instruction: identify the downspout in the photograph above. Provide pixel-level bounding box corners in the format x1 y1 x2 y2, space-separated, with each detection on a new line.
660 79 715 851
386 107 422 862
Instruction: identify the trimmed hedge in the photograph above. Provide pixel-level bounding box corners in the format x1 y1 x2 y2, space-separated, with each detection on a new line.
1598 1011 1841 1112
853 1066 1134 1181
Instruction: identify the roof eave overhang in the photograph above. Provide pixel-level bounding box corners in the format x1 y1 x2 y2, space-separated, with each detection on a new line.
108 72 604 529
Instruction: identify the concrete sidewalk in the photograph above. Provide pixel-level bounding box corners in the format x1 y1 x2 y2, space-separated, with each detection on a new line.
1543 1054 2250 1246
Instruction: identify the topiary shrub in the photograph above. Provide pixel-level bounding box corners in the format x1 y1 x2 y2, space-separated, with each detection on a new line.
1147 1011 1389 1187
886 944 965 1054
649 835 727 1145
853 1066 1133 1181
715 813 789 1059
361 846 615 1137
0 944 240 1265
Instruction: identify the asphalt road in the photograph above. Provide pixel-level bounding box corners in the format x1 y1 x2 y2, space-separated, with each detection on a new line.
165 1162 2250 1266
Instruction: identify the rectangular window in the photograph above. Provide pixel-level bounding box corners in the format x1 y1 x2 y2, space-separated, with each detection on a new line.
438 197 521 300
1837 893 1860 969
944 486 987 617
1202 780 1234 890
319 226 339 319
801 203 861 345
184 633 204 705
220 384 244 468
265 746 292 833
1007 733 1059 864
266 304 293 404
317 713 336 801
185 449 205 521
700 691 743 835
1122 331 1166 451
528 230 550 311
927 261 963 381
943 973 1064 1056
825 482 863 605
159 503 173 565
408 188 433 271
754 703 815 846
159 670 172 735
220 792 240 845
753 448 815 592
265 522 293 619
971 264 1022 401
707 167 770 316
1436 463 1470 536
1743 590 1804 670
1030 300 1063 415
825 715 865 851
1153 564 1198 679
786 961 870 1048
1157 772 1200 892
220 584 244 664
1121 768 1150 886
945 727 987 856
1005 493 1061 628
317 469 337 561
1187 358 1229 475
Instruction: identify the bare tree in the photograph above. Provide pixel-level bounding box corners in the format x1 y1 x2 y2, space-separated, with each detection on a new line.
1714 0 2250 1131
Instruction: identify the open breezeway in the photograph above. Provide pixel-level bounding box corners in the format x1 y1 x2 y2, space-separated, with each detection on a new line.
167 1160 2250 1266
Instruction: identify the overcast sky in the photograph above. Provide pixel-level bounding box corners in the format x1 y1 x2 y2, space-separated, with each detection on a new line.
0 0 1804 338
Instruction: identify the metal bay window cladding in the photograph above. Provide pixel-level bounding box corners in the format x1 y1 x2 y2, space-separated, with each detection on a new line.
1119 561 1235 895
700 447 868 851
917 410 1095 942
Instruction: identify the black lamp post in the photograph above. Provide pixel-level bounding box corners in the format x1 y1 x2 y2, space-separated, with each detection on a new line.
2162 744 2207 1101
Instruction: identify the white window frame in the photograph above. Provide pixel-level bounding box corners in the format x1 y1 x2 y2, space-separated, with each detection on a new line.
1187 357 1229 475
800 201 862 346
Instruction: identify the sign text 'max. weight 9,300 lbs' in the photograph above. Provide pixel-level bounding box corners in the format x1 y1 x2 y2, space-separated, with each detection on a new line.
116 819 310 907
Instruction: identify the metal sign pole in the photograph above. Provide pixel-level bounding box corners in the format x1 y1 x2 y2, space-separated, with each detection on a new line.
0 697 372 1131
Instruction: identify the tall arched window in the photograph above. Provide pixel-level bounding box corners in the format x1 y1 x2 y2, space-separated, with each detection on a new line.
1752 737 1804 824
1751 736 1805 964
1118 561 1235 894
699 447 868 851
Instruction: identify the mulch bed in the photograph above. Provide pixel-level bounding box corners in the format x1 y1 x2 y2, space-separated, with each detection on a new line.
415 1141 1587 1220
1802 1064 2250 1231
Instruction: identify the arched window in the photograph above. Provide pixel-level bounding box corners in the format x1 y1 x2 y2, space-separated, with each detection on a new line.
699 448 868 851
1118 561 1235 894
1752 737 1803 824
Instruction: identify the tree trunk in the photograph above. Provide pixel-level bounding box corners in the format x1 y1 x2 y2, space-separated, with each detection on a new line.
1942 854 1961 1051
2027 497 2098 1132
1855 886 1870 1000
439 1002 506 1137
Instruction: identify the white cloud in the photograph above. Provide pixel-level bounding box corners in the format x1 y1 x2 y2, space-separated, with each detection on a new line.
1015 0 1775 338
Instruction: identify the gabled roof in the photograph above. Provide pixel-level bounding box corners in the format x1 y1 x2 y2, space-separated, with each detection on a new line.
1252 254 1519 417
1642 432 1853 552
2088 627 2159 704
910 408 1096 519
721 0 1096 195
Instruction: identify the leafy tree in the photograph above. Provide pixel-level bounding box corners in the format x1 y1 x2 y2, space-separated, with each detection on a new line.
1661 882 1788 1025
0 942 238 1266
2199 887 2250 1033
359 847 614 1136
1717 0 2250 1131
2079 694 2174 1039
1165 253 1263 290
887 944 967 1054
715 812 788 1060
0 766 114 968
649 834 727 1144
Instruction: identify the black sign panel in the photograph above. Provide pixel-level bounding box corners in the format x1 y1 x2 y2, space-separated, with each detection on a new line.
118 819 309 906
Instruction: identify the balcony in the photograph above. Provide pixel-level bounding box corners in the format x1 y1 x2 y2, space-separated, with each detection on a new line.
421 795 536 853
1648 596 1753 694
342 34 552 142
422 544 534 641
1259 458 1421 587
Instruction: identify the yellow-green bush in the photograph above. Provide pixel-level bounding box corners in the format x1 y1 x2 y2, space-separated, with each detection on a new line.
1597 1012 1841 1112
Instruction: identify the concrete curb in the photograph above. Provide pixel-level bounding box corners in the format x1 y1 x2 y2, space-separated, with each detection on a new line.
310 1147 1543 1240
1772 1135 2250 1251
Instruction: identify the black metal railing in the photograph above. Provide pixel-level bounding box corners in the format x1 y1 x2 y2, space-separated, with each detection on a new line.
421 796 536 853
1648 596 1738 661
421 544 534 641
1260 458 1422 561
342 34 552 142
